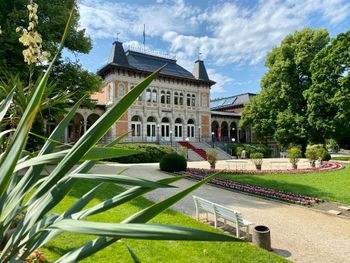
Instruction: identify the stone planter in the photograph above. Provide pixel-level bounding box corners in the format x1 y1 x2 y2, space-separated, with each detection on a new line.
292 163 298 169
210 163 216 169
252 225 271 251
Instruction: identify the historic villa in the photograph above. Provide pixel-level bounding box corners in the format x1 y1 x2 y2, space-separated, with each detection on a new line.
65 42 255 147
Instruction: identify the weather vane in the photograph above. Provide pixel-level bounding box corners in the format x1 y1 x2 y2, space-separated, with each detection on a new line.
116 32 120 42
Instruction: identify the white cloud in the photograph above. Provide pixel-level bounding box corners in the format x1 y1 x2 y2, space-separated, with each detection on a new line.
78 0 350 94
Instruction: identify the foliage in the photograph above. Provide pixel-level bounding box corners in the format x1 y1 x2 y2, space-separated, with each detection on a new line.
326 139 340 153
250 152 264 166
106 144 169 163
0 6 234 262
288 146 302 166
178 146 188 159
305 30 350 144
0 0 101 117
305 145 329 165
206 149 218 167
162 145 173 154
332 156 350 161
159 153 187 172
241 28 330 146
230 143 271 158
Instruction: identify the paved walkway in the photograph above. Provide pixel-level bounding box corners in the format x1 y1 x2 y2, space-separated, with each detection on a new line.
91 163 350 263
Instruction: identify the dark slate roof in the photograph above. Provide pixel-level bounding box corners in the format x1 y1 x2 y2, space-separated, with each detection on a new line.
126 50 195 79
98 42 215 84
193 60 209 81
210 93 256 110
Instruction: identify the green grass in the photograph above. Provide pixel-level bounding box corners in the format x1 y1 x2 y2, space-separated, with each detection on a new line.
42 181 286 262
332 156 350 161
220 165 350 204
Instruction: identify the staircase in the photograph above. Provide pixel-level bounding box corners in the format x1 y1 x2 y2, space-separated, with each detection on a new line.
178 141 207 160
192 142 232 160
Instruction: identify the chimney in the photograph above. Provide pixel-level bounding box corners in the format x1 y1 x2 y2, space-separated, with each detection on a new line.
192 60 209 81
108 41 129 66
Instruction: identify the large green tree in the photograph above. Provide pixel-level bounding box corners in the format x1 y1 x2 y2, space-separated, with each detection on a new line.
241 28 330 148
305 30 350 146
0 0 101 108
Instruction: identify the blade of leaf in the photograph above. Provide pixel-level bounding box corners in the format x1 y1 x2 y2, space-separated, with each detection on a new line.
126 245 141 263
0 87 15 123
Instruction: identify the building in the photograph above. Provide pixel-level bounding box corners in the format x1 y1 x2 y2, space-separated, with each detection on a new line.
210 93 255 143
91 41 215 143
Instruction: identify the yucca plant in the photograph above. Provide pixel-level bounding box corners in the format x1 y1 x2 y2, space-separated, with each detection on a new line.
0 3 235 262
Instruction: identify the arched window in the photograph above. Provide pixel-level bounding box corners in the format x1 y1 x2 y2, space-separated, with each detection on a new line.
147 116 156 122
174 118 183 139
174 92 179 105
187 94 191 106
152 89 157 103
179 93 184 105
118 83 125 98
191 94 196 107
166 91 171 104
146 89 152 102
161 91 165 104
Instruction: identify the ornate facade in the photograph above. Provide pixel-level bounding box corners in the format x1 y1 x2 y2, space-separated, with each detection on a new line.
91 41 215 143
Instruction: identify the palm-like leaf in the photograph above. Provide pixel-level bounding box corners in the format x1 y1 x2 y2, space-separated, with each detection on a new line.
0 3 236 262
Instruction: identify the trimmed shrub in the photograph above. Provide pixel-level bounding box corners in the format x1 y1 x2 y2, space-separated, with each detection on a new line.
207 149 218 169
106 144 168 163
230 143 272 158
160 153 187 172
288 146 302 169
305 144 330 163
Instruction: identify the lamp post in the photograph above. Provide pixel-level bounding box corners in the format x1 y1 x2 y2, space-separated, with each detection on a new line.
198 126 201 142
157 124 160 144
231 137 236 156
211 131 215 148
170 130 173 147
185 137 189 160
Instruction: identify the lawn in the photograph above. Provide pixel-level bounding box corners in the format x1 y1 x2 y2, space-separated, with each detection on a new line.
42 181 286 262
219 165 350 205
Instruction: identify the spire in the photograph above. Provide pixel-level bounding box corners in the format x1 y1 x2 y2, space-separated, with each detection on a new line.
108 41 129 66
192 60 209 81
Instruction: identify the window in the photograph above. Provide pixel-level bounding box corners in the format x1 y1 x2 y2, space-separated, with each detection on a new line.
161 91 165 104
187 119 195 138
201 94 208 107
166 91 171 104
131 116 142 137
191 94 196 107
118 83 124 97
152 89 157 103
187 94 191 106
146 89 152 102
179 93 184 105
174 92 179 105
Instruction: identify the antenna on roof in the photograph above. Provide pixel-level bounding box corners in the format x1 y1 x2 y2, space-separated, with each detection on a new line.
143 24 146 51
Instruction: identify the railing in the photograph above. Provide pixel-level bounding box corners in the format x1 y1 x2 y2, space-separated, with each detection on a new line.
178 141 207 160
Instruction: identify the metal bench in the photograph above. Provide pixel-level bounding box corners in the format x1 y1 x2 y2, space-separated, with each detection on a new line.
193 196 252 239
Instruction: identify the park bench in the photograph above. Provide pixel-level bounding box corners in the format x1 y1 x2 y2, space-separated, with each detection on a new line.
193 196 252 239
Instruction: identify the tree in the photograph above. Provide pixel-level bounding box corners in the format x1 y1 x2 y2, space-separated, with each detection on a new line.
241 28 330 148
0 0 101 105
305 30 350 146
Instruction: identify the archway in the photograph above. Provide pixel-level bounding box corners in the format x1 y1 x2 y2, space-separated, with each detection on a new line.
221 121 229 142
131 115 142 139
161 117 171 141
146 116 157 142
68 113 84 143
211 121 219 141
87 114 100 130
187 119 195 139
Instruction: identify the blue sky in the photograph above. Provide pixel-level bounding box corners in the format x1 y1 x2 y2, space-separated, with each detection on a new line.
70 0 350 98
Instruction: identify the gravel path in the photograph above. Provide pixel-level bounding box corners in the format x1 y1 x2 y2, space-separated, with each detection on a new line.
91 163 350 263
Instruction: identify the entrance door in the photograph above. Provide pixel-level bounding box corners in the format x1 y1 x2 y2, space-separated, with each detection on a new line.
175 124 183 141
161 123 170 141
146 123 156 142
187 119 195 139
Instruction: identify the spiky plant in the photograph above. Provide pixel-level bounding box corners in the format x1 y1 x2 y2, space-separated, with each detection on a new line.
0 3 235 262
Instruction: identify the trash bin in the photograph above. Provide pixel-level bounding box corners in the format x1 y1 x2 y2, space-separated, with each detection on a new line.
252 225 271 251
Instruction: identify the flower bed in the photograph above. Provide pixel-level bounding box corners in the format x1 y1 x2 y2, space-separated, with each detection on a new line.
175 170 325 205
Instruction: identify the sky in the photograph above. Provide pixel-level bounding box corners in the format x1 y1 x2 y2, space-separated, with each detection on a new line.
69 0 350 99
